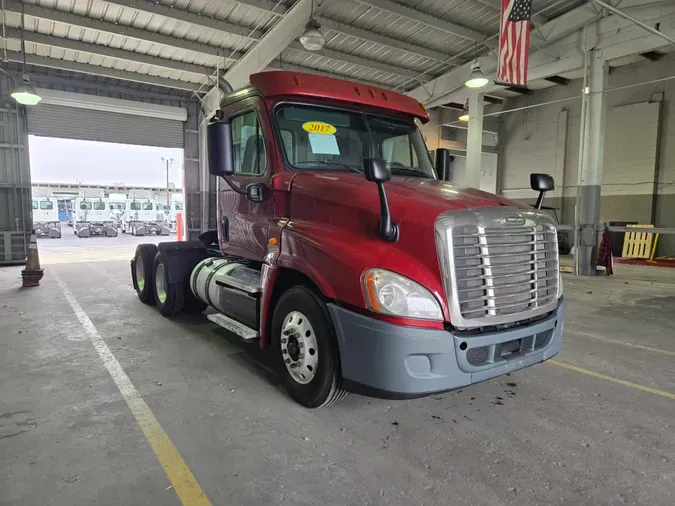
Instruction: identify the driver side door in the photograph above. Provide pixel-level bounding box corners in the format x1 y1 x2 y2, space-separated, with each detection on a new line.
219 97 274 261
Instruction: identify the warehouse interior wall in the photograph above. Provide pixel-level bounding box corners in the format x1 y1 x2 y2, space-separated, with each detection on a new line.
498 52 675 255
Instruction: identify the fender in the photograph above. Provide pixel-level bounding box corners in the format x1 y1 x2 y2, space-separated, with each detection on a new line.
275 219 450 320
157 241 211 285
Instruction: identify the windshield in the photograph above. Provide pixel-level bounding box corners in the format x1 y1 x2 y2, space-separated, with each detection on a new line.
275 104 435 178
40 201 54 210
142 202 154 211
32 201 38 210
174 203 183 210
80 202 92 210
94 201 106 211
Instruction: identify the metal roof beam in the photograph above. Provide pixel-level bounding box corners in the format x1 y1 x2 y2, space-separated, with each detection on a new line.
406 0 615 104
1 48 202 91
544 75 571 86
286 43 426 79
201 0 313 115
3 0 245 60
1 62 191 101
418 1 675 108
4 28 213 80
102 0 264 40
315 16 457 63
354 0 493 43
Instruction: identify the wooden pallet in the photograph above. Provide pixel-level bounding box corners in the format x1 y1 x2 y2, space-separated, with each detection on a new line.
621 224 656 259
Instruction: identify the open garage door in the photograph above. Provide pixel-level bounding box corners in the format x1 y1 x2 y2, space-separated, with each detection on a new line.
26 89 187 148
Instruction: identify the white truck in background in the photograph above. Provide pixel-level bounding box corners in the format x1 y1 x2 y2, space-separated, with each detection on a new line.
73 198 118 238
167 195 184 232
108 193 127 229
122 199 169 236
31 194 61 238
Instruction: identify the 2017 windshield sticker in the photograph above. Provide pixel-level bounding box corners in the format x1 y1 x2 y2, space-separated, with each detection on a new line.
302 121 337 135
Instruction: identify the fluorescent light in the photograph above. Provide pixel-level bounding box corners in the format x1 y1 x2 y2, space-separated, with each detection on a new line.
11 78 41 105
300 19 325 51
459 113 469 122
465 61 488 89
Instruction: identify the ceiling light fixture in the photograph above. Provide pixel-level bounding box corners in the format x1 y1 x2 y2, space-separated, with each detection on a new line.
11 1 41 105
465 60 488 89
300 18 325 51
12 75 41 105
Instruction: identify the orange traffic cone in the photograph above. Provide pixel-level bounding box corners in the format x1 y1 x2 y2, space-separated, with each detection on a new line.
21 230 44 287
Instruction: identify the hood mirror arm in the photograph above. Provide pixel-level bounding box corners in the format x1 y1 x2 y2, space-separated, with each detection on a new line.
375 181 399 242
363 157 399 242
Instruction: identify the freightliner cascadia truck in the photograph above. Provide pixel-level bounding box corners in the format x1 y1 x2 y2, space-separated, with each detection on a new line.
130 71 565 408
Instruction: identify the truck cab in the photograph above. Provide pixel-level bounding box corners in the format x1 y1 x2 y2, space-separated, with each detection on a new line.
122 200 169 236
31 196 61 238
73 198 118 238
131 71 564 409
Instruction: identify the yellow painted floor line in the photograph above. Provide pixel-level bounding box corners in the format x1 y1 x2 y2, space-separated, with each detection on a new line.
565 328 675 357
54 273 212 506
549 360 675 400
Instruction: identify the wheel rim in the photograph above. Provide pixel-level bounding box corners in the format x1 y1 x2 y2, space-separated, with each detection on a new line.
136 257 145 290
155 263 167 303
280 311 318 385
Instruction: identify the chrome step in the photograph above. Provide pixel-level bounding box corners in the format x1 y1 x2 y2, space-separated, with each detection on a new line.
207 313 259 341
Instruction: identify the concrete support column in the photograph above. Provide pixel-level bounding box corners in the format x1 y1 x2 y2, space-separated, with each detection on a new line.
465 92 484 189
577 49 609 275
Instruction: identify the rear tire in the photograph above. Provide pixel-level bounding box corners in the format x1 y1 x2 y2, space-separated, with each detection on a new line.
272 286 347 408
153 253 185 317
133 244 158 305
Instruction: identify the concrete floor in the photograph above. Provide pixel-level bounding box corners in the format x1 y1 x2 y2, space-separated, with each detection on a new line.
2 238 675 505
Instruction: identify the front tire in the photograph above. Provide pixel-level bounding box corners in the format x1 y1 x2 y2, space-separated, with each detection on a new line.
272 286 347 408
153 253 185 317
133 244 158 305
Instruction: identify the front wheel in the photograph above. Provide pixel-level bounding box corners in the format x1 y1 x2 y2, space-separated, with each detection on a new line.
272 286 347 408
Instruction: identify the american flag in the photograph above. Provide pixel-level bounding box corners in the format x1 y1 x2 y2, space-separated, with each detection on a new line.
497 0 532 86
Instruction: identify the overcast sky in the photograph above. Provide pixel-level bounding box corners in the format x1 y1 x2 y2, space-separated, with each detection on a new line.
29 136 184 188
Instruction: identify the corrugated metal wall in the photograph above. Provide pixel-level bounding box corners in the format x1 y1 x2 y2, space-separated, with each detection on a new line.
0 74 31 264
27 104 184 148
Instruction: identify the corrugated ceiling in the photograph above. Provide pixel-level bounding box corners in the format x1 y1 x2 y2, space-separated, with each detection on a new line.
0 0 589 92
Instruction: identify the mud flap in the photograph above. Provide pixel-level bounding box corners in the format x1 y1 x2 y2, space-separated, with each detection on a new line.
106 226 118 237
77 227 90 238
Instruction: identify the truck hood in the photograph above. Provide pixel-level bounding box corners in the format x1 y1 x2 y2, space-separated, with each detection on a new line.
290 173 528 226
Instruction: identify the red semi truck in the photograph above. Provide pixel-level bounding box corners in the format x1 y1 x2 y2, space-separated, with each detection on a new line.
131 71 565 408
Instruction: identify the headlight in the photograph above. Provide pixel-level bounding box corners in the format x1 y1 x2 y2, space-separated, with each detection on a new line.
362 268 443 321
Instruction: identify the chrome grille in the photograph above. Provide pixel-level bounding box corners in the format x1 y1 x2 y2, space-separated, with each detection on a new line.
436 209 560 328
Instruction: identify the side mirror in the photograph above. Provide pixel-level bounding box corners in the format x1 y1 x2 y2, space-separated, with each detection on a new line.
207 119 234 178
530 173 554 210
435 148 451 181
363 157 391 183
363 158 398 242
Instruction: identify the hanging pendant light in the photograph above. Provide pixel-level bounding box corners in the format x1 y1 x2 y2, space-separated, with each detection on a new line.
300 18 325 51
11 1 41 106
465 60 488 89
12 75 41 105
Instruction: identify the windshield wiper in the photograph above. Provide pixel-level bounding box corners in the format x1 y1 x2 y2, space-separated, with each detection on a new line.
390 166 431 178
294 161 363 174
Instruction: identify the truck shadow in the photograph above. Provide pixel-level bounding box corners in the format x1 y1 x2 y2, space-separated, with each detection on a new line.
174 312 284 392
